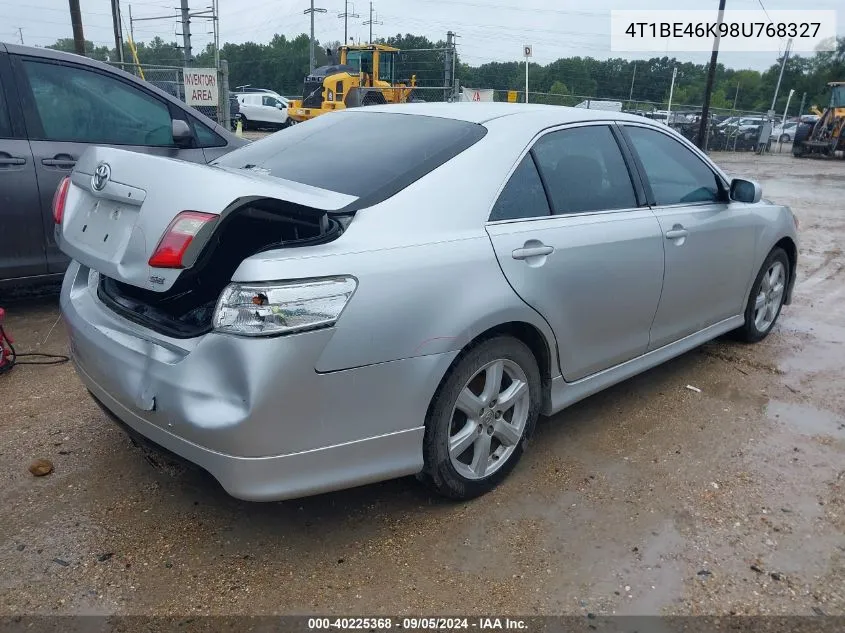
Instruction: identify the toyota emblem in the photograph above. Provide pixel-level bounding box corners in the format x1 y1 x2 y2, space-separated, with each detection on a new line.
92 162 111 192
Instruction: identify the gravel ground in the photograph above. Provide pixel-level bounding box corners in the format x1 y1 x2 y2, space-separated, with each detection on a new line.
0 151 843 617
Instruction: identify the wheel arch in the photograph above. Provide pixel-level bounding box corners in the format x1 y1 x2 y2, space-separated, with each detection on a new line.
774 236 798 305
427 321 554 417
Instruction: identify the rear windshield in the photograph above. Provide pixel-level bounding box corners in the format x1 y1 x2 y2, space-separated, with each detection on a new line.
213 111 487 210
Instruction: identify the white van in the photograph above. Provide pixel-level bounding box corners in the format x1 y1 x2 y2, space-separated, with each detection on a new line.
235 92 290 130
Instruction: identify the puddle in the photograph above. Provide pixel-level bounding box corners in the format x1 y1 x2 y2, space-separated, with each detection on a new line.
766 400 845 436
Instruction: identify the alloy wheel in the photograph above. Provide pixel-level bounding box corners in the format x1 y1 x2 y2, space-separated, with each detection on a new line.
448 359 530 480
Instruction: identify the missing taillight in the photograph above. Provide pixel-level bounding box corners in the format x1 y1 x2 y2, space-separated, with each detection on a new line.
148 211 216 269
52 176 71 224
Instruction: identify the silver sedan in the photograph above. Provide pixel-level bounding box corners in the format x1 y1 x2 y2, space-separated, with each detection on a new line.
57 103 798 501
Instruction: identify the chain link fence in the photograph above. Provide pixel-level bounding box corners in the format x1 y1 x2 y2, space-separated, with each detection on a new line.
483 89 791 153
106 62 231 128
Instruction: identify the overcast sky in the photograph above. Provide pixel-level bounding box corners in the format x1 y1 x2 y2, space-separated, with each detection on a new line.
3 0 842 71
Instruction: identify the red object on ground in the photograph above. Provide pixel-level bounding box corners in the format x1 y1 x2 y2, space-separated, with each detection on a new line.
0 307 14 372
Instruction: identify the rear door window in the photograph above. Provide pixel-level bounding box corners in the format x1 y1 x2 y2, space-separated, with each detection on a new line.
531 125 638 215
20 60 173 146
214 111 486 208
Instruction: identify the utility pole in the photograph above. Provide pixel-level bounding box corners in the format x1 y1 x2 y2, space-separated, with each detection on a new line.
129 5 135 45
213 0 220 70
732 80 741 110
696 0 726 149
179 0 192 65
338 0 359 46
770 38 793 112
68 0 86 55
110 0 125 63
628 62 637 102
363 2 382 44
16 27 23 45
444 31 454 102
304 0 327 74
798 91 807 117
666 66 678 124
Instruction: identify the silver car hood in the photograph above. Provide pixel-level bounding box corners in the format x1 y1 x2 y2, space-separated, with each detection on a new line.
58 146 356 292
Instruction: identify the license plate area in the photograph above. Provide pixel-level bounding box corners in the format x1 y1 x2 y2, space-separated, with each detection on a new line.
70 197 138 259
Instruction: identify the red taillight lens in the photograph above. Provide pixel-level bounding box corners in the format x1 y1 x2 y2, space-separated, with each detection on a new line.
52 176 71 224
148 211 216 269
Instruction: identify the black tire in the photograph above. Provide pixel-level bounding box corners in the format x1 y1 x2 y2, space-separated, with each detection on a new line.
734 247 790 343
240 116 249 131
421 336 542 500
779 134 790 143
793 123 812 157
361 91 387 107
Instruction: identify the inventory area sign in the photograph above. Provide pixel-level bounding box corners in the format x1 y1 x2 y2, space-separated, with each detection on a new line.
183 68 219 106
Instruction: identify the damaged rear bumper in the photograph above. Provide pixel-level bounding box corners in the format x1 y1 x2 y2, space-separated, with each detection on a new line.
61 261 457 501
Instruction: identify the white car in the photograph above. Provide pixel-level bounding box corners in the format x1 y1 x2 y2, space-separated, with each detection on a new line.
770 122 798 142
235 92 290 130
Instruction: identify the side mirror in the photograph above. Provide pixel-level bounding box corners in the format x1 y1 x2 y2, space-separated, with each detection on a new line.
171 119 193 148
276 102 284 109
730 178 762 204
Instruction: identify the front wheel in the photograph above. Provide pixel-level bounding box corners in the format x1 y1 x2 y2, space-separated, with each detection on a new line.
421 337 541 500
734 248 790 343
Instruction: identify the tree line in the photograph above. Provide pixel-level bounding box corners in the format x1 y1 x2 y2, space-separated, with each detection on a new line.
48 33 845 113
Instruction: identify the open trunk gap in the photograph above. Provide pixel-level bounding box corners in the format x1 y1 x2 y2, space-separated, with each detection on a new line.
98 199 343 338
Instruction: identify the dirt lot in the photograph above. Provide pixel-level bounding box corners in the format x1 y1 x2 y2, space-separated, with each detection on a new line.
0 152 843 617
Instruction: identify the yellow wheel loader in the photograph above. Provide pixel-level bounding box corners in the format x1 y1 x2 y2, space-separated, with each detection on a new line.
793 81 845 158
287 44 419 123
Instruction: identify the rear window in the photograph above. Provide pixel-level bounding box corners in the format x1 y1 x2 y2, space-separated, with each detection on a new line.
213 111 487 209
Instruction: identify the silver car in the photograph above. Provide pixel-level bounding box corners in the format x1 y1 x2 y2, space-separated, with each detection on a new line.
58 104 798 501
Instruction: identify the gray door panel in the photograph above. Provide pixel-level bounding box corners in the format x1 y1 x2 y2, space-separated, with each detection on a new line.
0 139 45 279
488 209 665 381
648 203 758 349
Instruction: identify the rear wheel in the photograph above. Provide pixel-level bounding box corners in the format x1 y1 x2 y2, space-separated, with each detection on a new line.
421 337 541 500
734 248 790 343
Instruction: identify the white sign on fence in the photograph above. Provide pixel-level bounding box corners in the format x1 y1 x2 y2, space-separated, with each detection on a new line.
461 88 494 102
183 68 218 106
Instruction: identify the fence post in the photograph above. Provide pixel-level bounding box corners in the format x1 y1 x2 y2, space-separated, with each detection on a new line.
220 59 230 128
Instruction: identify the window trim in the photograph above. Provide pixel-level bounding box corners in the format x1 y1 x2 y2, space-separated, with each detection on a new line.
617 122 730 209
0 52 26 139
486 121 649 225
10 55 186 148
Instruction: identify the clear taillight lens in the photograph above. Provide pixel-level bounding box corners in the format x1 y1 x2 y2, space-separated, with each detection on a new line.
213 277 357 337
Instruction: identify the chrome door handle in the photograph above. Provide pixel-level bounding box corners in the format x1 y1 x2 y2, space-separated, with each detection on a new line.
512 245 554 260
665 228 689 240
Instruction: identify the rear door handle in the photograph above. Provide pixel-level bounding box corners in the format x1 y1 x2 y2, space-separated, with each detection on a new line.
0 157 26 166
42 158 76 168
512 245 554 260
665 228 689 240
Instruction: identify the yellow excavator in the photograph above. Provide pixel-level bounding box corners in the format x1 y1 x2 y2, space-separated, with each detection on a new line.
287 44 419 123
793 81 845 158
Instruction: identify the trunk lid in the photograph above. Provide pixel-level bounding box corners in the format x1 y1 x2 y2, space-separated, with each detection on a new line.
58 146 356 292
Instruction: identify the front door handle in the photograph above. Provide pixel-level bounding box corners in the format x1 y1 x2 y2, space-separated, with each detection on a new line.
665 228 689 240
0 157 26 166
512 244 554 260
42 158 76 169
